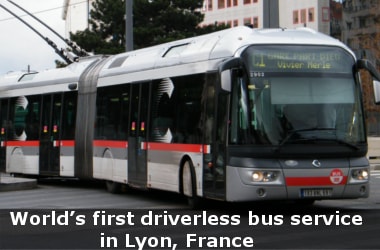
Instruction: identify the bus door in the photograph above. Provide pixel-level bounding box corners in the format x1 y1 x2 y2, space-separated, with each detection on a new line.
39 94 62 175
0 99 8 172
203 76 228 199
128 83 150 188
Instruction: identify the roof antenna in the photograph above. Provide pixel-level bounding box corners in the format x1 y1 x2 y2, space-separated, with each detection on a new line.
0 3 73 64
7 0 89 57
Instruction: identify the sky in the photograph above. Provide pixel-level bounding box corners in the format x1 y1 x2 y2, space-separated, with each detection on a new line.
0 0 66 75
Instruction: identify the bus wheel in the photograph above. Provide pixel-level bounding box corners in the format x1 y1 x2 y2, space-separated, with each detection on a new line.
182 160 201 209
106 181 121 194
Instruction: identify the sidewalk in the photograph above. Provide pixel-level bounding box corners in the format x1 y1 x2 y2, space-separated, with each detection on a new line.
0 173 37 192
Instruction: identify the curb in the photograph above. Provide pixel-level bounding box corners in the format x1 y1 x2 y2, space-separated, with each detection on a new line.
0 174 37 192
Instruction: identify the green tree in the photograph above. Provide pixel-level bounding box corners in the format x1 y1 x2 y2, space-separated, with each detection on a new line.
70 0 228 54
71 0 125 54
133 0 203 48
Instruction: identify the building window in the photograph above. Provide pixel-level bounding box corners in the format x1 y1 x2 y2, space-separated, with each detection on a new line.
300 9 307 24
244 17 252 26
227 19 237 27
218 0 225 9
346 22 352 30
253 0 258 2
207 0 213 11
322 7 330 22
308 8 315 22
243 17 258 28
226 0 237 7
293 10 299 24
244 0 251 4
359 17 366 28
253 17 258 28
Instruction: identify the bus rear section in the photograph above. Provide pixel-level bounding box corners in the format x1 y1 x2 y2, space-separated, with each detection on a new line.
0 58 100 178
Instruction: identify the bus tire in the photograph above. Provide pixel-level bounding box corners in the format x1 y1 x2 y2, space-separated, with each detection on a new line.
182 160 201 209
106 180 121 194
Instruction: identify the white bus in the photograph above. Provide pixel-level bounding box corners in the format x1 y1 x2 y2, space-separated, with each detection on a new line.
1 26 379 206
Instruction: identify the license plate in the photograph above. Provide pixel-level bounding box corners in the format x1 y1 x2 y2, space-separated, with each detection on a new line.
301 188 332 198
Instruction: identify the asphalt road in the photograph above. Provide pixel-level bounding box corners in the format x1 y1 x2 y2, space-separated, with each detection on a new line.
0 169 379 249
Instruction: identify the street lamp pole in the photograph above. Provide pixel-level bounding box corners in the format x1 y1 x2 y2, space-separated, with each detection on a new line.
126 0 133 51
263 0 279 28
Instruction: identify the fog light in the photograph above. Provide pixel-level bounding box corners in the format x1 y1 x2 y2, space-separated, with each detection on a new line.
359 186 366 195
257 188 266 197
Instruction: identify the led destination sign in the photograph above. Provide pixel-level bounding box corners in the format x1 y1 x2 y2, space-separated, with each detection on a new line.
244 46 354 74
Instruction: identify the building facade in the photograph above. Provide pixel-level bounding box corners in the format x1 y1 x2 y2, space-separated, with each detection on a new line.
341 0 380 136
62 0 94 38
200 0 263 28
279 0 330 34
62 0 332 36
200 0 330 34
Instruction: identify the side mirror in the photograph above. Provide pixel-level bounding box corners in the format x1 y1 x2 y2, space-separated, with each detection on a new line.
357 59 380 81
220 70 232 92
357 59 380 104
218 58 243 92
373 80 380 105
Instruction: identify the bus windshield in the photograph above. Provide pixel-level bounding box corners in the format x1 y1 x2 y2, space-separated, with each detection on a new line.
230 45 366 147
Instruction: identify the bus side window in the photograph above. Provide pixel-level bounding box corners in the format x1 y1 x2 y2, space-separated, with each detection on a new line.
150 76 203 144
229 73 251 144
24 97 40 140
10 96 41 141
95 85 129 140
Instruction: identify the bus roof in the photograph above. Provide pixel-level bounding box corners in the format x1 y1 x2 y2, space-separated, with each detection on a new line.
0 56 102 97
99 26 354 79
0 26 354 93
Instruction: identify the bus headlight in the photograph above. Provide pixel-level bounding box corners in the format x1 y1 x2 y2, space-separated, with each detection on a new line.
252 171 278 182
350 168 369 182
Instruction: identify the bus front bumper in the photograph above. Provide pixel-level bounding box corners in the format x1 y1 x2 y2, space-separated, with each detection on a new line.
225 165 369 202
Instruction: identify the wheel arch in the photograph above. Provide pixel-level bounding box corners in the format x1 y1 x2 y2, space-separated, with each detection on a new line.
178 154 195 195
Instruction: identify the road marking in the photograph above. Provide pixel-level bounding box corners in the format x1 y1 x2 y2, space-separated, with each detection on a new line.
371 170 380 179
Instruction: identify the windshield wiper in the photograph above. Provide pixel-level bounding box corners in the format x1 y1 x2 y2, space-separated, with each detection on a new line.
279 128 336 146
275 128 359 152
304 137 360 151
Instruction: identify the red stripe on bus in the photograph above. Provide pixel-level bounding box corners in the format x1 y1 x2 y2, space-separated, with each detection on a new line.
148 142 203 153
285 176 348 186
93 140 128 148
6 141 39 147
60 140 75 147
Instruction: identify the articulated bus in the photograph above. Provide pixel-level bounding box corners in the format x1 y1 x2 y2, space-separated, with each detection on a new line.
1 26 379 206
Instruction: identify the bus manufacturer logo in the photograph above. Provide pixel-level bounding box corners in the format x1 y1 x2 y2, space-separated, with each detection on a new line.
312 160 321 168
